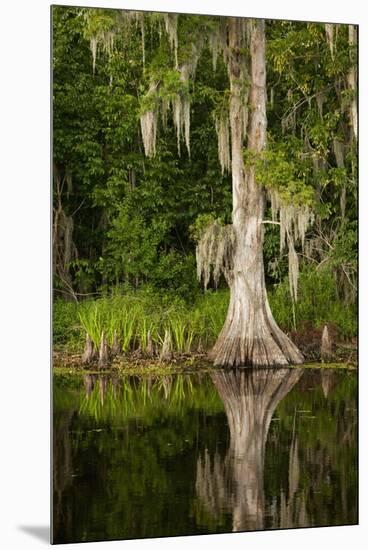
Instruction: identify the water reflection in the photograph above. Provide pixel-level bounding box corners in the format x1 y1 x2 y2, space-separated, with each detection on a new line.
320 369 337 398
53 408 74 540
196 368 303 531
53 367 357 543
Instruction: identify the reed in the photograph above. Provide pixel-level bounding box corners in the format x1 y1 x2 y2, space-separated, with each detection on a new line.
56 288 230 357
78 304 102 348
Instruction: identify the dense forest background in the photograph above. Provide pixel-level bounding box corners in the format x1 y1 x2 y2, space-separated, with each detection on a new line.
53 7 357 355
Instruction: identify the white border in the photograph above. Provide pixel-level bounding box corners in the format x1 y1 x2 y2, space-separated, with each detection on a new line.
1 1 366 549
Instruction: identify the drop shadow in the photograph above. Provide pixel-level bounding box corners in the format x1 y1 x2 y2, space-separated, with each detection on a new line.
18 525 50 544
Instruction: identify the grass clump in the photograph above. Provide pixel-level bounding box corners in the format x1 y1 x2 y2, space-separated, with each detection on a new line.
53 268 356 361
54 288 229 357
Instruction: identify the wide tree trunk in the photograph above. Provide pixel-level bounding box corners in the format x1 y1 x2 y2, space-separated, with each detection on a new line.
211 19 303 367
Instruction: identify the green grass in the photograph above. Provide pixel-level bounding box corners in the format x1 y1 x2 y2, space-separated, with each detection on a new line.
54 288 230 355
54 269 357 356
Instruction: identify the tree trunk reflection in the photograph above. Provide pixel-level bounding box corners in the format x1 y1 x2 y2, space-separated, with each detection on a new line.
196 368 303 531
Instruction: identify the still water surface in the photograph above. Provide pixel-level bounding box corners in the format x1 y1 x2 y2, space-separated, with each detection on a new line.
53 367 357 544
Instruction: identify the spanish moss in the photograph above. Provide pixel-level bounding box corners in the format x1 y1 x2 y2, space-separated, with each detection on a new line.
196 220 235 289
215 114 231 174
164 13 178 68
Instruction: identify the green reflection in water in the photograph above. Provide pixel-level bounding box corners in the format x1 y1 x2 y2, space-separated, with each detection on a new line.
53 368 357 544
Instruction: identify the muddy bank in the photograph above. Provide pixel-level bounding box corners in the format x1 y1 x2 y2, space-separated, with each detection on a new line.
53 350 216 376
53 346 357 376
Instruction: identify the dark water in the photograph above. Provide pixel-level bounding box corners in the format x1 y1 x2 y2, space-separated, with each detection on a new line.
53 367 357 544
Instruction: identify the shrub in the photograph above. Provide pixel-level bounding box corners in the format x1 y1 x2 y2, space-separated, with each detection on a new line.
53 299 82 350
268 267 357 339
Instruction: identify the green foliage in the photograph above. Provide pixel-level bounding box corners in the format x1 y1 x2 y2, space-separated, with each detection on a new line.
269 267 357 337
52 6 232 302
140 68 190 115
254 140 315 206
53 287 230 353
53 299 81 349
82 8 117 40
329 221 357 269
54 268 356 354
53 7 357 343
189 213 217 242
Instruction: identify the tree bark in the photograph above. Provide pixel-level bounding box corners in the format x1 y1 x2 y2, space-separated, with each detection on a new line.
160 329 173 361
82 333 96 364
347 25 357 141
98 332 109 368
211 19 303 367
321 324 332 362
